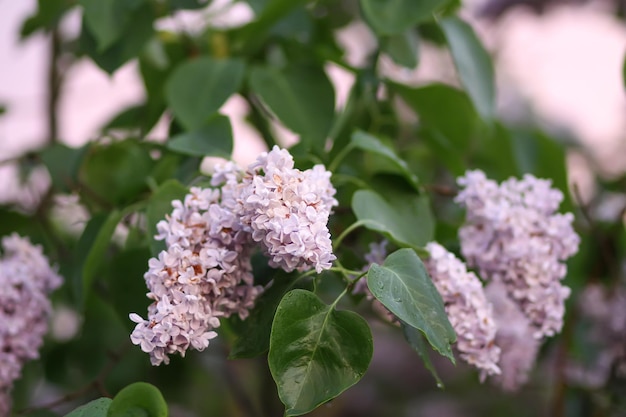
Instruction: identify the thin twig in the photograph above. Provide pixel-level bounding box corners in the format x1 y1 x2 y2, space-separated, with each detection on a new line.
17 344 131 415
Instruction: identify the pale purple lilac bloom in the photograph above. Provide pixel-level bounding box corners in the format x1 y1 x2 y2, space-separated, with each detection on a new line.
0 234 62 413
132 147 337 365
455 170 580 339
425 242 501 381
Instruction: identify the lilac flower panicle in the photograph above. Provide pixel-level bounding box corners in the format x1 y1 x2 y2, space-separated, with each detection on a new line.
485 281 540 391
130 187 263 366
220 146 339 273
132 147 338 365
425 242 501 380
455 170 580 339
0 234 62 413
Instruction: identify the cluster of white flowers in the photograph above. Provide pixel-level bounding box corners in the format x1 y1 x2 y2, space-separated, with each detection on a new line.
455 170 580 339
424 242 501 381
213 146 338 273
0 234 62 414
131 147 337 365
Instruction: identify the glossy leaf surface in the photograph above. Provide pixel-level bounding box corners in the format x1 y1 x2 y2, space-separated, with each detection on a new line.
367 249 456 360
269 290 373 416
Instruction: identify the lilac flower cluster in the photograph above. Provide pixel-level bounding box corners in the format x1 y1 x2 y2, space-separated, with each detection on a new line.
456 170 580 339
213 146 338 273
131 147 337 365
0 234 62 414
424 242 501 381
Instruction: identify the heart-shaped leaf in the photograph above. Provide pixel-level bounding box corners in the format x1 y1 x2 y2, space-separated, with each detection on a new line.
269 289 373 416
107 382 167 417
367 249 456 361
360 0 447 35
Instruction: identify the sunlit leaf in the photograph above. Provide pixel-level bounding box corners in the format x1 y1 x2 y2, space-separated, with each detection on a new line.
269 289 373 416
367 249 456 360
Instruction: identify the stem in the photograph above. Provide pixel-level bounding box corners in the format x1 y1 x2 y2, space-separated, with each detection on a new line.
332 220 368 250
327 143 355 173
46 27 62 145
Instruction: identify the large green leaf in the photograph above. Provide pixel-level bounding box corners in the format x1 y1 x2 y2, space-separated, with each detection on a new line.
78 140 154 207
360 0 447 35
21 0 73 38
351 189 434 249
367 249 456 360
351 131 419 191
381 29 420 69
440 16 495 120
146 179 188 256
401 322 444 387
167 114 233 158
248 65 335 147
107 382 168 417
391 82 480 151
107 247 152 330
165 57 245 131
78 3 154 74
64 398 112 417
82 209 123 299
79 0 145 51
269 290 373 416
39 144 86 193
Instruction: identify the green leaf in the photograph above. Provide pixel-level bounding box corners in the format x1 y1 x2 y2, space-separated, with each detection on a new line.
167 115 233 158
108 382 168 417
248 65 335 147
79 0 146 51
391 82 480 151
78 4 155 74
21 0 72 38
165 57 246 131
269 289 373 416
107 247 152 330
367 249 456 361
401 322 444 387
39 143 86 193
381 29 419 69
440 16 495 120
82 209 124 298
229 274 313 359
351 131 419 191
146 179 188 256
351 189 434 248
79 141 154 207
360 0 447 35
65 398 112 417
